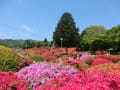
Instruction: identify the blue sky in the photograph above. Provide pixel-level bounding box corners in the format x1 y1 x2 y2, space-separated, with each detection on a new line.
0 0 120 41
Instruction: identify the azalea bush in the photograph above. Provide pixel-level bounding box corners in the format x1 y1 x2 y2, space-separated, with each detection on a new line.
0 71 27 90
0 45 25 72
63 59 89 71
43 55 54 61
29 54 46 62
96 55 112 61
92 58 113 66
17 61 77 89
112 55 120 63
88 63 120 75
85 57 95 65
80 54 94 61
37 71 120 90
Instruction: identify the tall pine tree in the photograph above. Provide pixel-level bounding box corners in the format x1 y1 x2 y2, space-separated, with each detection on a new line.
53 12 80 47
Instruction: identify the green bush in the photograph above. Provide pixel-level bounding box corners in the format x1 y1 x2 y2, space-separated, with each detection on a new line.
0 59 16 72
29 54 46 62
0 45 25 72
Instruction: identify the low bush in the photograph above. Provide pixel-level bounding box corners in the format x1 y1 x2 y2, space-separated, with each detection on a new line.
29 54 46 62
92 58 113 66
17 61 77 89
112 55 120 63
37 71 120 90
0 45 25 72
96 55 112 61
85 57 95 65
80 54 94 61
0 71 27 90
88 63 120 75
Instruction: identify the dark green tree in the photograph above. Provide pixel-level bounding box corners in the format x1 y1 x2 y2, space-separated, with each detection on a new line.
53 12 80 47
22 40 34 49
43 38 49 47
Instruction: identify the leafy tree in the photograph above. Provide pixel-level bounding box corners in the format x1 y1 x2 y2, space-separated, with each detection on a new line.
22 40 34 49
35 41 43 48
78 25 107 51
106 25 120 51
53 12 80 47
43 38 49 47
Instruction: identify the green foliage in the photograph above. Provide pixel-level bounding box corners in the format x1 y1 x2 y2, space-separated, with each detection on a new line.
53 12 80 47
29 54 46 62
35 41 43 48
22 40 35 49
0 39 25 49
0 59 16 72
0 45 25 72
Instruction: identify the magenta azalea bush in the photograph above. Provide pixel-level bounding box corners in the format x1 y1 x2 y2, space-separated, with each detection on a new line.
80 54 95 61
16 61 77 89
92 58 113 66
37 71 120 90
0 71 27 90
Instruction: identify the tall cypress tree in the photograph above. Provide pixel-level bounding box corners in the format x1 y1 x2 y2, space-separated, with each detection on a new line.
53 12 80 47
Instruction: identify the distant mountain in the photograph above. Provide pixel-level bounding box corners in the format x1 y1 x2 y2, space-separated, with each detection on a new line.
0 39 34 49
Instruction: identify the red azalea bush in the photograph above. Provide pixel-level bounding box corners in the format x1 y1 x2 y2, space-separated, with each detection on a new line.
96 55 112 61
36 71 120 90
112 55 120 63
21 57 33 66
88 63 120 75
63 59 89 70
43 55 54 61
0 71 27 90
95 51 105 55
92 58 113 66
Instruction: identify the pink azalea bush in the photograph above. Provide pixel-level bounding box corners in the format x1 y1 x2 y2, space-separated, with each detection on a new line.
37 71 120 90
80 54 95 61
16 61 77 89
0 71 27 90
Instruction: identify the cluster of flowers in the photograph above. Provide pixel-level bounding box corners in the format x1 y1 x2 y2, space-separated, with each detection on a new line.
88 63 120 75
0 71 27 90
80 54 95 61
16 61 77 89
37 70 120 90
43 55 54 61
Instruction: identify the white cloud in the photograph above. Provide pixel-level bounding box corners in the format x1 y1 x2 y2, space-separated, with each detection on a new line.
22 24 34 33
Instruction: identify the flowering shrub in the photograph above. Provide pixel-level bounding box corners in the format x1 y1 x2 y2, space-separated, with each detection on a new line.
95 51 105 55
92 58 113 66
0 71 27 90
17 61 77 89
37 71 120 90
96 55 112 61
0 45 25 72
112 55 120 63
85 57 95 65
43 55 54 61
63 59 88 71
29 54 46 62
21 57 33 66
88 63 120 75
80 54 94 61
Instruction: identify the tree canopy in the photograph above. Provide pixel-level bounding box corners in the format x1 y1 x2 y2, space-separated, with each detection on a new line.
53 12 80 47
